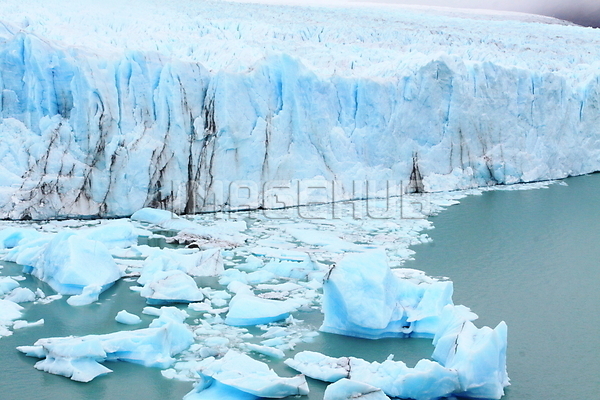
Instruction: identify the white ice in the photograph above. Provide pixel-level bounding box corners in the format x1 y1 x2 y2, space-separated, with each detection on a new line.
225 290 300 326
185 350 309 399
323 379 390 400
17 307 193 382
115 310 142 325
139 270 205 305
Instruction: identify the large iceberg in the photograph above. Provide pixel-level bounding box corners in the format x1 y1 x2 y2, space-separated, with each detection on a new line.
320 250 453 339
4 230 122 295
0 0 600 219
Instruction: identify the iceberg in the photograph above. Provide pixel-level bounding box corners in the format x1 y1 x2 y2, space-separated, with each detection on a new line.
320 250 453 339
17 307 193 382
432 305 510 399
4 230 122 296
185 350 309 399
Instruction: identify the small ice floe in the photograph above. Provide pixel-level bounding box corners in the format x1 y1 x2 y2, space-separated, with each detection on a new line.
115 310 142 325
5 287 37 303
324 379 390 400
184 350 308 399
13 319 44 330
245 343 285 359
139 270 205 305
0 276 19 295
0 299 24 337
225 289 300 326
17 307 193 382
67 285 103 306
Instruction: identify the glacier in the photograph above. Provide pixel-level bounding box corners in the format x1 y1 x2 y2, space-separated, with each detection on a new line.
0 0 599 219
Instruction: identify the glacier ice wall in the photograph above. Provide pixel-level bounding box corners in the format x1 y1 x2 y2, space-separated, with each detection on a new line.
1 1 600 219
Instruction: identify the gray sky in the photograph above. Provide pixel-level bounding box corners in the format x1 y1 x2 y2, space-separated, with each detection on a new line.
371 0 600 26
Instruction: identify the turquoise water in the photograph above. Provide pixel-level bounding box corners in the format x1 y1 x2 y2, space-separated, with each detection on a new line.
404 175 600 399
2 175 600 399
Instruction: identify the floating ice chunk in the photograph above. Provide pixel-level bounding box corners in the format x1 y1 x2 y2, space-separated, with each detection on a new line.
80 220 143 249
17 307 193 382
236 255 264 272
6 231 122 295
320 250 453 339
250 247 309 262
219 268 276 285
13 319 44 329
184 380 258 400
286 228 360 252
186 350 308 398
225 291 299 326
5 287 36 303
432 305 509 399
139 248 224 284
0 228 44 249
0 299 23 337
246 344 286 359
131 208 182 227
132 208 247 247
140 270 204 304
115 310 142 325
264 258 323 280
347 358 460 400
67 285 102 306
324 379 390 400
256 282 303 292
285 351 459 400
284 351 349 382
0 276 19 295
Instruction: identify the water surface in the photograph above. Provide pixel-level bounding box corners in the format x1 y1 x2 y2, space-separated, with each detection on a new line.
2 175 600 400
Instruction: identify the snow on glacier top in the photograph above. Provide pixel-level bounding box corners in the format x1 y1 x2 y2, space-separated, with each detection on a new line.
1 0 598 80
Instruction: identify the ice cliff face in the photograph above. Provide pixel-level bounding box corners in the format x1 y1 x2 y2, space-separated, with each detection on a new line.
1 0 600 219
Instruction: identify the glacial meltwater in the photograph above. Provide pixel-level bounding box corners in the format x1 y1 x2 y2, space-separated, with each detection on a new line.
1 174 600 400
